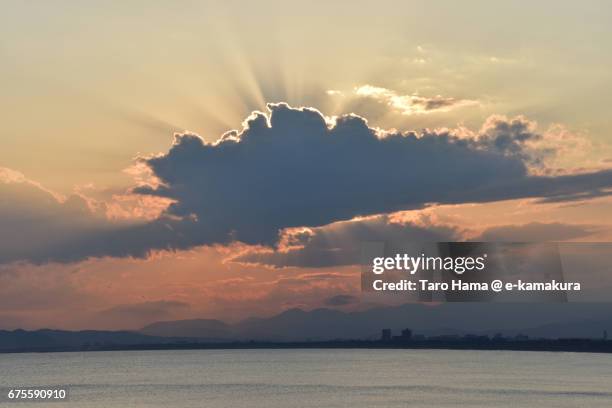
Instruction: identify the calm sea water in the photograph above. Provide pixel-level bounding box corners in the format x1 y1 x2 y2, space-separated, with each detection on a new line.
1 349 611 407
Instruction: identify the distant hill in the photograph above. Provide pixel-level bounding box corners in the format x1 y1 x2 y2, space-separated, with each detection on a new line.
0 329 188 352
3 303 612 352
140 319 232 339
139 303 612 341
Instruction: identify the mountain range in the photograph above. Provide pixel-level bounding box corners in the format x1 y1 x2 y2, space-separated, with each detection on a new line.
139 302 612 341
3 302 612 351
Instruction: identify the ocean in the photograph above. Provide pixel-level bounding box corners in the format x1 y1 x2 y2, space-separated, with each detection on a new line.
1 349 611 407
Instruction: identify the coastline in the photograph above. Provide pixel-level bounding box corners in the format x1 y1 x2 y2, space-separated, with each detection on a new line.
3 338 612 355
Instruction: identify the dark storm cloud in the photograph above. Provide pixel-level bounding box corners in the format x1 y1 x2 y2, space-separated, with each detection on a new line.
2 103 612 265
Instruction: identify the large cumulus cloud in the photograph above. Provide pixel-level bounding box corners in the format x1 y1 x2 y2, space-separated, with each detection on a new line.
135 103 612 246
2 103 612 264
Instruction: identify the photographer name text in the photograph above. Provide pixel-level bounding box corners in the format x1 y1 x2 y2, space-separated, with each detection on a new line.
373 279 581 292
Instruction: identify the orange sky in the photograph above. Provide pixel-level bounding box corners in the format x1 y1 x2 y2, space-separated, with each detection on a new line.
1 1 612 330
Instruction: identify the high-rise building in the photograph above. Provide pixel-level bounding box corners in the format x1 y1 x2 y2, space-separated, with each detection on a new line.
401 328 413 340
381 329 392 341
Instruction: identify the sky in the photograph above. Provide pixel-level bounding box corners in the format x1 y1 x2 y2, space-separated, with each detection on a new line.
1 0 612 330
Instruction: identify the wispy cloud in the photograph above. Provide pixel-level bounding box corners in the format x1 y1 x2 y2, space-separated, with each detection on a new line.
350 85 479 115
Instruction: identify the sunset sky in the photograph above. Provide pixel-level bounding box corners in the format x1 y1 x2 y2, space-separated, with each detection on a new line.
1 0 612 330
